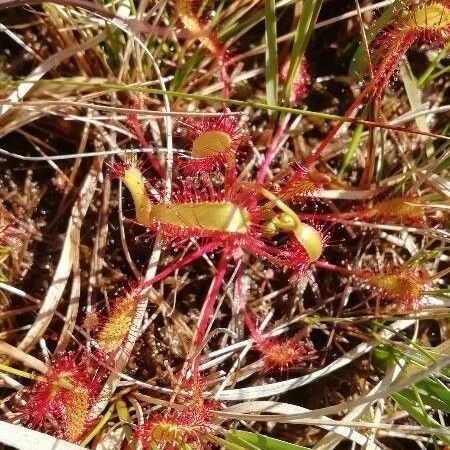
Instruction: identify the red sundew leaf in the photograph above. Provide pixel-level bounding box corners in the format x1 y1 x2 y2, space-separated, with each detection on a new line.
134 376 215 450
177 152 230 176
401 1 450 44
136 413 211 450
369 1 450 98
279 170 331 203
258 337 310 372
96 287 143 354
177 113 247 175
279 57 310 105
363 197 435 226
242 303 313 372
357 266 431 310
22 352 102 442
115 161 323 273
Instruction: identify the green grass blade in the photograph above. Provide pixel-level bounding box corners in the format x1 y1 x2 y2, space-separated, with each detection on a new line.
217 436 251 450
418 42 450 86
401 386 450 414
373 342 450 442
0 362 35 380
171 49 206 92
425 289 450 298
265 0 279 111
219 0 297 41
415 379 450 413
427 65 450 81
80 403 115 447
116 399 133 442
226 430 312 450
399 61 434 158
281 0 323 107
338 102 370 178
392 392 450 445
226 431 262 450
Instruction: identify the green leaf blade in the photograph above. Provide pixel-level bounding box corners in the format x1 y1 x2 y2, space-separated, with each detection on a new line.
265 0 279 111
226 430 312 450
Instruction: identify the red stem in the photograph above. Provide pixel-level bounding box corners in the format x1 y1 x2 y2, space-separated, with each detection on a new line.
304 30 420 170
305 84 372 167
139 240 221 292
314 260 352 275
256 119 288 185
235 264 263 345
194 247 229 346
192 246 231 370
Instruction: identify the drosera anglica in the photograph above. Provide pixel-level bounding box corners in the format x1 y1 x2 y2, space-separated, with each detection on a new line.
133 375 217 450
177 112 247 179
294 0 450 177
21 352 102 442
358 266 431 311
279 57 310 105
116 163 325 270
96 286 143 354
175 0 231 97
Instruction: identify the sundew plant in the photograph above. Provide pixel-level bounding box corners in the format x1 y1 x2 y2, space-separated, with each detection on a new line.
0 1 449 450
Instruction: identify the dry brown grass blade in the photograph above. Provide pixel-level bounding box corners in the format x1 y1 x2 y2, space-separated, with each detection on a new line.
0 341 47 372
54 237 81 353
0 34 107 118
87 11 175 420
0 420 84 450
17 161 102 352
0 0 180 37
224 401 377 448
0 81 109 139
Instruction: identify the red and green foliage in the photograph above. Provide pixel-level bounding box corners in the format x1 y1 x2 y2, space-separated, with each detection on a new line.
0 0 448 448
96 287 143 354
22 353 102 442
358 266 430 310
134 377 216 450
